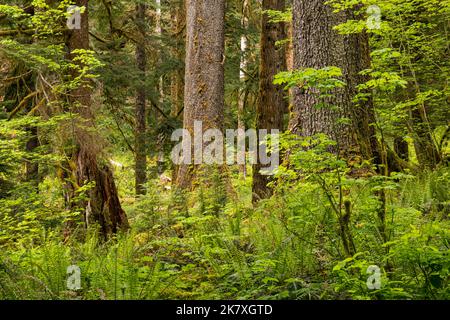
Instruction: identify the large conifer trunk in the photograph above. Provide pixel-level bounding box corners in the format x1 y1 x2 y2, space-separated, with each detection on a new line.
176 0 225 189
289 0 384 256
289 0 353 150
289 0 380 164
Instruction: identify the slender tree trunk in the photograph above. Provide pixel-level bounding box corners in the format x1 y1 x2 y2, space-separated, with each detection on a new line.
252 0 287 202
65 0 129 237
410 107 441 168
155 0 166 175
170 0 185 118
135 3 147 195
238 0 249 179
22 69 40 183
25 126 39 182
169 0 185 183
155 0 164 102
176 0 226 189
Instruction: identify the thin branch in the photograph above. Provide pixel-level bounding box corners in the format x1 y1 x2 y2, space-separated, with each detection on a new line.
176 106 184 118
2 71 32 83
148 96 171 121
112 115 135 154
89 31 107 43
27 97 46 116
0 29 34 36
8 90 40 120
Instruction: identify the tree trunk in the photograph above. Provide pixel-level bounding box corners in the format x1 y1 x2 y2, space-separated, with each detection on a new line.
169 0 185 183
155 0 166 176
289 0 353 149
65 0 129 237
135 3 147 195
286 19 295 109
343 8 381 167
25 126 39 183
176 0 226 189
289 0 383 255
170 0 185 118
252 0 287 202
410 107 441 168
155 0 164 103
289 0 380 166
238 0 249 179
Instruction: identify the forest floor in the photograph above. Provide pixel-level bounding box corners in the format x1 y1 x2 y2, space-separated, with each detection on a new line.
0 152 449 300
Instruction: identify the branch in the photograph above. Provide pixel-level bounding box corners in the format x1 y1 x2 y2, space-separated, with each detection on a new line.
148 96 171 121
112 114 135 154
8 90 40 120
0 28 65 37
89 31 107 43
0 29 34 36
176 106 184 118
27 97 46 116
2 70 32 83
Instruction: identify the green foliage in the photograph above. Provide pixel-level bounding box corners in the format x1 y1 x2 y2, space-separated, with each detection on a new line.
0 155 449 300
264 8 292 23
274 66 345 93
0 0 449 302
330 0 450 162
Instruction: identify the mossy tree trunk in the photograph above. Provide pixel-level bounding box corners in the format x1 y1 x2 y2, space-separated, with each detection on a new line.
252 0 287 203
64 0 129 238
289 0 385 256
289 0 381 166
135 2 148 196
410 107 441 169
176 0 226 189
238 0 250 180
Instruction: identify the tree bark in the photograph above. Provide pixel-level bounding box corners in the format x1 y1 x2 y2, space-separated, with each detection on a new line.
65 0 129 237
343 8 381 166
289 0 384 255
135 3 147 195
252 0 287 202
289 0 380 166
289 0 352 149
286 18 295 107
410 107 441 168
238 0 249 179
176 0 226 189
169 0 185 183
170 0 185 119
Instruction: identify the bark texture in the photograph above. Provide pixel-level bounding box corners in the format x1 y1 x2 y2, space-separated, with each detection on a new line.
238 0 250 179
65 0 129 237
170 0 185 118
252 0 287 202
289 0 384 255
176 0 226 189
289 1 380 165
410 107 441 168
135 3 147 195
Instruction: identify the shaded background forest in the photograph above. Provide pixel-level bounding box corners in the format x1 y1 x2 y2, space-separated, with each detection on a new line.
0 0 449 300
